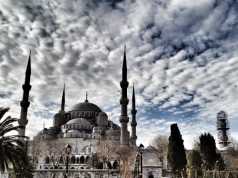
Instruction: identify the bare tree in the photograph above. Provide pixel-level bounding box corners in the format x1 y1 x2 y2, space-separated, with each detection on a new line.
115 145 136 178
230 137 238 151
96 139 136 178
32 138 64 166
151 134 169 155
96 139 118 160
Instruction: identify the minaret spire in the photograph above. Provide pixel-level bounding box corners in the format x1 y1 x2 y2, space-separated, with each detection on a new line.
53 85 66 129
85 91 88 102
19 51 32 137
61 84 65 111
120 46 129 145
122 45 127 82
131 84 137 145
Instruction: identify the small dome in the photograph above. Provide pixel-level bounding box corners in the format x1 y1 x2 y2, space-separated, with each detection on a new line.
96 112 108 127
109 121 120 130
64 118 93 130
71 101 102 113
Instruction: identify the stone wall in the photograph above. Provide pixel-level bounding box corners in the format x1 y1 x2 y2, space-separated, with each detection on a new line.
33 169 119 178
31 137 98 165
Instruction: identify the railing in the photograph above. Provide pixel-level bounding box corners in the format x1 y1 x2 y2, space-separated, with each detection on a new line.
204 170 238 178
35 169 119 172
188 169 238 178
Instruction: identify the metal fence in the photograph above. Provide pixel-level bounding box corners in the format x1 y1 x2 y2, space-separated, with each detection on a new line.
203 170 238 178
189 170 238 178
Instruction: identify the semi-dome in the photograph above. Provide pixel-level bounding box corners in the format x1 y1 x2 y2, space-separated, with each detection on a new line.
96 112 108 127
64 118 93 130
71 101 102 113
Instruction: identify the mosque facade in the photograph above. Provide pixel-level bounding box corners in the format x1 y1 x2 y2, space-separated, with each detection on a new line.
16 50 165 178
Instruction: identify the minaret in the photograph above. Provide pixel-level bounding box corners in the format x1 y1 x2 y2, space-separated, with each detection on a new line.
19 52 32 137
53 85 66 128
85 91 88 102
61 84 65 112
131 84 137 145
120 47 129 145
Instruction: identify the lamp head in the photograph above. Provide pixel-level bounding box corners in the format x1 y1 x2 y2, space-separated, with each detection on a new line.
138 143 144 153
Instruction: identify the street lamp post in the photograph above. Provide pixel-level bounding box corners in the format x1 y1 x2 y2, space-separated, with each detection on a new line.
138 144 144 178
134 153 140 178
64 144 72 178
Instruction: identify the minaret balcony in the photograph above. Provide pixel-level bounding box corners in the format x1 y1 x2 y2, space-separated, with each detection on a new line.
120 81 129 87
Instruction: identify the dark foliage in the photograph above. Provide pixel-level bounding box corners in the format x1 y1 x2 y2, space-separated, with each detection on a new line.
14 156 33 178
0 107 33 177
167 123 187 176
215 153 225 170
188 150 202 169
187 150 203 177
199 133 225 170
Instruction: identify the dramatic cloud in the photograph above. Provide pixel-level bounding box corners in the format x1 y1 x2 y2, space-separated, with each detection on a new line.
0 0 238 148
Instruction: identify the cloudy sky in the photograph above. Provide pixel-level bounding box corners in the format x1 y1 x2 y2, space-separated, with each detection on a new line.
0 0 238 149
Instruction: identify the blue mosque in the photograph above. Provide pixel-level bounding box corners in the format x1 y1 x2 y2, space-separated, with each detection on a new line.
16 49 164 178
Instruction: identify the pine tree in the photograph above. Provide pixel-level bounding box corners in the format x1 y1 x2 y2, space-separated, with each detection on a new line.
167 123 187 177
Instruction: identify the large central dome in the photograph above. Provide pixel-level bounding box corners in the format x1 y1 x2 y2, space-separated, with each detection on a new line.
68 97 103 126
71 101 102 112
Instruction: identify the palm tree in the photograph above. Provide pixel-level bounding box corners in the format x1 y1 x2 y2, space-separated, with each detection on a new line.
0 107 32 177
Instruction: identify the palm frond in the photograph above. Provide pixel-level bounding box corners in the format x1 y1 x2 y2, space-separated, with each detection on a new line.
0 107 33 177
0 108 9 121
0 116 18 129
0 125 24 136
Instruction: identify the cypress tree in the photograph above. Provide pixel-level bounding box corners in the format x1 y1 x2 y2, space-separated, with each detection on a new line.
167 123 187 177
199 133 218 170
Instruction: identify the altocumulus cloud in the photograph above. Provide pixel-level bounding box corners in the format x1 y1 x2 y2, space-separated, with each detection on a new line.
0 0 238 148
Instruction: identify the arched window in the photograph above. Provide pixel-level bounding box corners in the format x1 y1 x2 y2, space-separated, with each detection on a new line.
44 156 50 164
112 161 119 169
107 162 112 169
59 156 63 163
71 156 76 164
85 156 90 164
97 162 104 169
148 173 154 178
76 157 80 163
80 156 85 164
